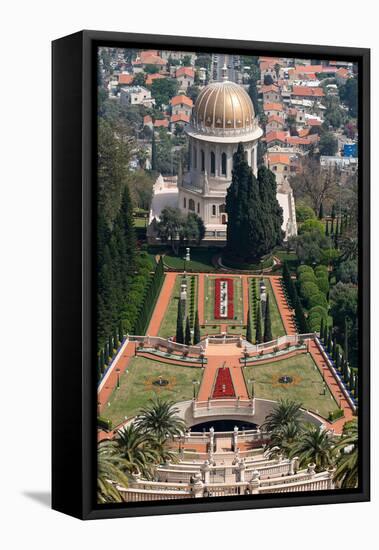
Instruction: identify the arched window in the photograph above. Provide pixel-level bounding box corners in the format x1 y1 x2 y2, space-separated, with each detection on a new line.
189 199 195 211
219 203 226 213
212 204 217 216
183 197 187 208
201 150 205 172
210 151 215 175
221 152 227 176
197 203 200 213
193 145 197 169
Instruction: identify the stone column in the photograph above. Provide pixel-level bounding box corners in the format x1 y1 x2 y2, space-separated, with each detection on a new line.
327 467 335 489
191 472 204 498
238 459 246 483
233 426 239 451
289 456 299 475
249 470 260 495
201 460 211 484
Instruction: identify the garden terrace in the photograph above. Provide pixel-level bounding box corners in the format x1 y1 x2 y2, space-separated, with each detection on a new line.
158 274 198 338
105 356 203 426
243 353 338 419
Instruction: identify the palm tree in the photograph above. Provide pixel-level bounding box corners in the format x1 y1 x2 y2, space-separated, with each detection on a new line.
135 396 186 443
291 425 336 472
334 420 358 488
266 421 302 459
261 399 303 433
117 424 160 479
97 441 130 503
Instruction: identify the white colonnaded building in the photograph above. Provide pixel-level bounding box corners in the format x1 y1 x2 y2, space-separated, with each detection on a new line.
148 69 297 244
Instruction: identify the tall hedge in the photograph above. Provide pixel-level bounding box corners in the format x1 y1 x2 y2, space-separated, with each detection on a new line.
133 257 165 335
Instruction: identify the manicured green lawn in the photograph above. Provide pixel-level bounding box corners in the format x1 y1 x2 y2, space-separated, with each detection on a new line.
264 278 286 338
105 356 203 426
203 276 244 325
244 354 338 419
274 249 299 273
158 275 198 338
163 248 218 272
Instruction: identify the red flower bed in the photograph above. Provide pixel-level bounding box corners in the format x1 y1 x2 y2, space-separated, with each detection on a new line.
212 367 236 399
214 278 234 319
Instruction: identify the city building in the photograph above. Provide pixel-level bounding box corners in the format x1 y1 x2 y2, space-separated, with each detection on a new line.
120 86 155 108
175 66 195 91
170 95 193 117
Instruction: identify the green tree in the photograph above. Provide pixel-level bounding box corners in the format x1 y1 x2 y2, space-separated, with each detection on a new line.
135 397 186 443
176 298 184 344
262 399 303 433
150 78 179 108
225 144 282 263
246 308 253 343
319 132 338 156
291 425 336 472
193 310 201 345
185 316 192 346
117 424 160 479
97 441 130 503
334 420 358 488
157 207 184 254
151 131 157 171
318 202 324 220
255 301 263 344
133 72 146 86
263 294 273 342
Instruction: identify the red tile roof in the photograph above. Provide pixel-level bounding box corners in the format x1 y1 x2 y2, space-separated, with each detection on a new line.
267 153 291 165
298 128 310 138
267 114 284 125
143 115 153 125
170 95 193 107
146 73 166 86
170 113 190 123
153 119 169 128
261 84 280 94
264 102 283 112
264 131 288 143
307 118 322 126
176 66 195 78
292 86 325 98
136 51 166 66
118 74 134 85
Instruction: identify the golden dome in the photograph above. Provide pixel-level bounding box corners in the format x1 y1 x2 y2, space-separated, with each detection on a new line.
191 80 256 134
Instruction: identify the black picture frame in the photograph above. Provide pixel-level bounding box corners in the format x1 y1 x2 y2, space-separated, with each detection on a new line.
52 30 370 520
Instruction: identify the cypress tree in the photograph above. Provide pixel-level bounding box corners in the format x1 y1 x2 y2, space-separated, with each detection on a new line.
105 342 110 363
114 326 119 349
176 299 184 344
330 218 334 235
193 310 201 345
109 335 114 357
225 144 282 263
118 320 124 343
331 203 336 220
263 294 273 342
344 319 349 363
354 373 358 398
335 349 341 372
318 202 324 220
349 369 355 392
100 349 105 374
325 220 329 236
185 317 192 346
246 308 253 343
332 337 337 362
320 317 324 341
255 301 263 344
327 329 332 354
294 296 308 333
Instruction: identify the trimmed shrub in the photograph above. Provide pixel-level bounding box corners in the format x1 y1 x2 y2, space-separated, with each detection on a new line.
314 265 328 276
316 276 329 295
308 292 328 310
298 272 317 285
328 409 344 422
297 265 314 276
308 306 328 320
308 315 322 332
300 282 319 301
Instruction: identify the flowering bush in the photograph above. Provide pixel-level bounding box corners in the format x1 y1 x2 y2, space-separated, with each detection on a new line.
214 278 234 319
